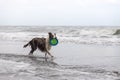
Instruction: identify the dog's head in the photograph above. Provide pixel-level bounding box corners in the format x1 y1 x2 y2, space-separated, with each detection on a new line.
48 32 57 39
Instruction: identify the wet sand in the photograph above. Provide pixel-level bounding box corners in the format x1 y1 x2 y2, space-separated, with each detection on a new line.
0 40 120 80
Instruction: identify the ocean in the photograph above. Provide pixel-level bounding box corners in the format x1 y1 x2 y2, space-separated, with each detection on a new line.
0 26 120 80
0 26 120 45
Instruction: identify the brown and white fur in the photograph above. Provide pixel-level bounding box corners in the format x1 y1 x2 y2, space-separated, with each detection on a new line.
23 32 57 58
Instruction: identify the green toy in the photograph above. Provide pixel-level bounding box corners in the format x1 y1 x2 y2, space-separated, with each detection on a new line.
50 38 58 46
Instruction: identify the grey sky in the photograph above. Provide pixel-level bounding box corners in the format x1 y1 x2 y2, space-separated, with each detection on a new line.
0 0 120 26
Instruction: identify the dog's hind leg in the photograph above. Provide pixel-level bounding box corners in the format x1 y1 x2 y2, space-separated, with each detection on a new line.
29 49 35 55
29 43 37 55
29 47 37 55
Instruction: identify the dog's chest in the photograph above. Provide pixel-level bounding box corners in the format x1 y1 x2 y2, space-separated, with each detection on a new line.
46 38 51 51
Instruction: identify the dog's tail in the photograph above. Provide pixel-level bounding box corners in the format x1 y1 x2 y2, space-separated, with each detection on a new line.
23 42 29 48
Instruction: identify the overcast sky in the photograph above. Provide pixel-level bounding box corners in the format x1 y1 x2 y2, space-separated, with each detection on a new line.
0 0 120 26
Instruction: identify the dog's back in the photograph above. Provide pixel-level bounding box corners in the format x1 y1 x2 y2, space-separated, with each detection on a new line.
24 37 48 52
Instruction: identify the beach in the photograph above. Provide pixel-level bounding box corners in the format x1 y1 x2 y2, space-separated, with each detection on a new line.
0 40 120 80
0 0 120 79
0 26 120 80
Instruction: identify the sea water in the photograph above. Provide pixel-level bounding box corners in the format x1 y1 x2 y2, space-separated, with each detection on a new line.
0 26 120 80
0 26 120 45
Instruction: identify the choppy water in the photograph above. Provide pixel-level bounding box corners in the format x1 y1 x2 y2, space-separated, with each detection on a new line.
0 26 120 45
0 53 120 80
0 26 120 80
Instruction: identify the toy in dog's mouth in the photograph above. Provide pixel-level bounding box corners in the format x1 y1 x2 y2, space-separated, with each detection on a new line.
50 38 58 46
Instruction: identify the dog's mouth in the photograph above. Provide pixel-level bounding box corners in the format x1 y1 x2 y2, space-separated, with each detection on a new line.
48 32 58 46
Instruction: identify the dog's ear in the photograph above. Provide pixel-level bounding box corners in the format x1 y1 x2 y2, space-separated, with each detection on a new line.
48 32 54 38
48 32 52 35
54 33 56 36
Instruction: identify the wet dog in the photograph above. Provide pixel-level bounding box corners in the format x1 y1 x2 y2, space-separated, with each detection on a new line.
23 32 57 58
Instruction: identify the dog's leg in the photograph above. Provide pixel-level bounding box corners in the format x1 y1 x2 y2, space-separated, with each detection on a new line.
29 44 37 55
46 51 53 58
45 53 47 58
29 49 35 55
44 53 48 62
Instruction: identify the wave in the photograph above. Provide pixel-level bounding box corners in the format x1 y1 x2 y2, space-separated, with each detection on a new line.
0 26 120 45
113 29 120 35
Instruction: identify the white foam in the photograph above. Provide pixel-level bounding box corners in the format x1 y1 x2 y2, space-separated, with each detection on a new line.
0 26 120 45
0 59 31 73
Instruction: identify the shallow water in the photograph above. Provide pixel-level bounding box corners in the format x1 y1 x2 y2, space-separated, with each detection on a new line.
0 41 120 80
0 53 120 80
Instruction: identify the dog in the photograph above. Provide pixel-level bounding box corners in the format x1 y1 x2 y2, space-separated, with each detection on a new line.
23 32 57 58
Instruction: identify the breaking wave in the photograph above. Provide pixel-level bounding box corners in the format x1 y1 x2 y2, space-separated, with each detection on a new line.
0 26 120 45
